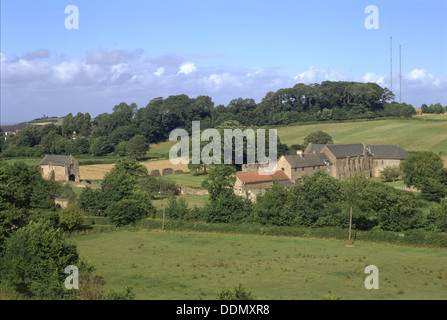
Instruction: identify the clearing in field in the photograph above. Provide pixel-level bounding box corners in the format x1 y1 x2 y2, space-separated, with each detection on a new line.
71 229 447 300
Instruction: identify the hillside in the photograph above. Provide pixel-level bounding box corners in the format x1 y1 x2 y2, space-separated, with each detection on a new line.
276 119 447 162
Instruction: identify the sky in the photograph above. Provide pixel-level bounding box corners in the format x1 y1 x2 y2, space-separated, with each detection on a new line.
1 0 446 124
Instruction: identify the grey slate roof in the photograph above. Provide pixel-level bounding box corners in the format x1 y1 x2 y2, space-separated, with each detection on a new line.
40 155 73 166
305 143 409 160
284 153 332 168
323 144 371 158
305 143 326 154
367 145 410 159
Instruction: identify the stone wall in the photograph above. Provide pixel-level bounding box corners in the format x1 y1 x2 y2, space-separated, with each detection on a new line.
179 187 209 196
371 159 402 178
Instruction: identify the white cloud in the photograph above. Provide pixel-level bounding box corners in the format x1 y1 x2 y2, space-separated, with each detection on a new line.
153 67 165 76
1 49 446 124
294 66 342 83
363 72 385 86
178 62 197 75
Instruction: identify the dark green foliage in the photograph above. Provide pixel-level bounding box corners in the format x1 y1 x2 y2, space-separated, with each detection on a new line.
381 166 402 182
105 199 152 227
59 205 84 231
90 136 114 156
77 187 107 216
304 131 334 145
218 283 254 300
2 81 419 159
255 181 290 226
166 195 190 220
202 165 237 201
124 134 150 159
420 178 445 202
104 287 135 300
401 151 444 188
204 188 252 223
0 220 79 299
420 103 445 114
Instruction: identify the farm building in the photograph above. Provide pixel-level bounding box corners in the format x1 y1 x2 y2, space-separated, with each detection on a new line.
277 143 410 182
40 155 80 182
234 170 293 201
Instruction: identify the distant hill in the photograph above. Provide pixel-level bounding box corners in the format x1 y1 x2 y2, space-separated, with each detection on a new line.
1 117 63 132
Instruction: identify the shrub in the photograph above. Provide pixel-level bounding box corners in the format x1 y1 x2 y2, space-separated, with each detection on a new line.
59 205 85 231
0 220 79 299
218 283 254 300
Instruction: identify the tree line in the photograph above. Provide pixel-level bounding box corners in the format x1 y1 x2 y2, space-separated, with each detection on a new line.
1 81 426 158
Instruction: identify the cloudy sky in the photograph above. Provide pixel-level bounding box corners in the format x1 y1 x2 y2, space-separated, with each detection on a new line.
1 0 446 124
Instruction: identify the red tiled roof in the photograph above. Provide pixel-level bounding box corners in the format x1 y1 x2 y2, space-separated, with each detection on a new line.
236 170 290 184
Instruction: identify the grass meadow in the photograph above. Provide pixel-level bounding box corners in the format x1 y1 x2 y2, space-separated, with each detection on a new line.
276 119 447 155
70 229 447 300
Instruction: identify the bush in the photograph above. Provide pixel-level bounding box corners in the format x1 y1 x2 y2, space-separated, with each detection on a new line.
59 205 85 231
0 220 79 299
166 195 190 220
105 199 151 227
218 283 254 300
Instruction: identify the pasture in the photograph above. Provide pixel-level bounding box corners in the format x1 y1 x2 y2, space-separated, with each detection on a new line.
276 119 447 155
71 229 447 300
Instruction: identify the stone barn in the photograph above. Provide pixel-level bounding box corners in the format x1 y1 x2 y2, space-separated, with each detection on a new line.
40 155 80 182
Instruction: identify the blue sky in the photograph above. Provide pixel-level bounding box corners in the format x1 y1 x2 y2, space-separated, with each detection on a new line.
1 0 446 124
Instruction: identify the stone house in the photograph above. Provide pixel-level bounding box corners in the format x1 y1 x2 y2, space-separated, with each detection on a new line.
234 170 292 200
367 145 410 177
277 150 333 183
40 155 80 182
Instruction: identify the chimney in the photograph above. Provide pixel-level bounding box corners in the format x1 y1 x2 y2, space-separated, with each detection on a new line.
297 150 303 157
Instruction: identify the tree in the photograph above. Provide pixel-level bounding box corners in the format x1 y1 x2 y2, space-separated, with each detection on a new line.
0 220 79 299
105 199 151 226
255 181 290 225
59 204 84 231
304 131 334 146
381 166 402 182
90 137 113 156
101 158 148 203
420 178 445 202
126 135 149 159
166 195 190 220
202 165 236 201
401 152 444 188
77 187 106 216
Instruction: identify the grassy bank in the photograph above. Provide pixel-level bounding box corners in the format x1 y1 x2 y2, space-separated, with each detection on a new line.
70 226 447 300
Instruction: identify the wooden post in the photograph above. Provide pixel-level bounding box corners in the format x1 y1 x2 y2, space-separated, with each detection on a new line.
348 206 353 244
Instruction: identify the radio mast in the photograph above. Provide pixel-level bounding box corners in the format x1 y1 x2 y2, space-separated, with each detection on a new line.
390 36 393 94
399 44 402 103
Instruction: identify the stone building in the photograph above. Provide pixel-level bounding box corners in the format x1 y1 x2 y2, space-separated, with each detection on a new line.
40 155 80 182
367 145 410 177
235 142 409 199
234 170 292 200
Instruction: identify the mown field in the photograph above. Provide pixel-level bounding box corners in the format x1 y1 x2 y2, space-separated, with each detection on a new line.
70 229 447 300
276 119 447 155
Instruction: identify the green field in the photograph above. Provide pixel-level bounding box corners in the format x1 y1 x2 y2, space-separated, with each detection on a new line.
164 173 207 189
276 119 447 155
153 194 209 211
71 229 447 300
